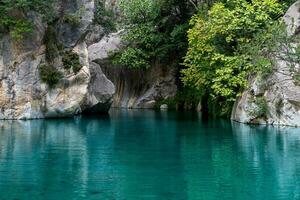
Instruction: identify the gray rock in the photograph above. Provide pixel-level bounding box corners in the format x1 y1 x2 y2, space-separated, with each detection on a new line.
88 30 124 62
88 31 177 109
101 64 177 109
232 1 300 126
0 0 115 119
284 1 300 36
0 0 178 119
57 0 95 48
85 25 106 46
83 62 115 113
160 104 168 110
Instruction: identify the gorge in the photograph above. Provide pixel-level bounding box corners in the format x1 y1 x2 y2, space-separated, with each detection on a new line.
1 0 300 127
2 1 300 199
0 0 179 120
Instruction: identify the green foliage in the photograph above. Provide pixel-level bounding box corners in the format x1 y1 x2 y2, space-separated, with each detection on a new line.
62 51 82 73
182 0 284 117
39 65 62 88
112 47 151 69
119 0 160 24
94 0 116 31
249 97 269 119
240 20 300 84
7 19 33 41
63 7 85 27
63 15 81 27
44 26 60 63
293 74 300 85
0 0 56 40
155 87 202 110
112 0 193 69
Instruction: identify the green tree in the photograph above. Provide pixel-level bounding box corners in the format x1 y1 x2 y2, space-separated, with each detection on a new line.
182 0 284 117
112 0 195 69
0 0 56 40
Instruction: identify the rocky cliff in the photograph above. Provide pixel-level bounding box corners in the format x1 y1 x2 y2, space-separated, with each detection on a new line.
86 4 177 109
232 1 300 127
102 64 177 109
0 0 115 119
0 0 177 119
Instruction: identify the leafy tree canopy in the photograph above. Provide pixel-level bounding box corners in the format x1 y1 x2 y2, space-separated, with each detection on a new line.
111 0 195 69
0 0 56 40
182 0 284 116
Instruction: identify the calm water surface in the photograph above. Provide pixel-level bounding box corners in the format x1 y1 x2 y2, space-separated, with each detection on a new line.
0 110 300 200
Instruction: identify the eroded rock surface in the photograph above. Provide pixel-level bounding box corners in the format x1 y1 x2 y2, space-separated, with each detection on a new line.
0 0 115 119
0 0 178 119
232 1 300 126
87 32 177 109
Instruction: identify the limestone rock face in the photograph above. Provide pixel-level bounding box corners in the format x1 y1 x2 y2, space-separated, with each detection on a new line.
103 64 177 109
0 0 178 119
83 62 115 113
87 32 177 109
0 0 115 119
57 0 95 47
232 1 300 126
88 31 124 62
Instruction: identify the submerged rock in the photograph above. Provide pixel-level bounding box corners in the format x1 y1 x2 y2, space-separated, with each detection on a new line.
232 1 300 126
160 104 168 110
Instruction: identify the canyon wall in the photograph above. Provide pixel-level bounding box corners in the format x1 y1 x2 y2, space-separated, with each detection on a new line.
232 1 300 127
0 0 177 119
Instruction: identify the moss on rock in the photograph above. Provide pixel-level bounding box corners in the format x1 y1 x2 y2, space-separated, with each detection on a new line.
62 51 82 74
39 65 62 88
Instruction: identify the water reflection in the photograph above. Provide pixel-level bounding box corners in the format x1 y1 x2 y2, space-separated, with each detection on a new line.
0 110 300 199
231 123 300 200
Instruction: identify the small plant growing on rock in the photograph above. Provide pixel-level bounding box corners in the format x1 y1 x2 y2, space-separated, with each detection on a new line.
275 98 284 116
292 73 300 85
63 14 81 27
249 96 269 119
62 51 82 73
94 0 116 31
63 7 85 27
44 26 60 63
39 65 62 88
0 0 56 40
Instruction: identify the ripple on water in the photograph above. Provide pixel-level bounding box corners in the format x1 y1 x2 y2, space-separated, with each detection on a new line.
0 110 300 199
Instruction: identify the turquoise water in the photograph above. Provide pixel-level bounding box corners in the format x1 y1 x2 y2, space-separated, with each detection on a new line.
0 110 300 200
